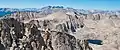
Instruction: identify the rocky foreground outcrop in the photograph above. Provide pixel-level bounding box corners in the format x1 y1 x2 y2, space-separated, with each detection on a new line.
0 8 120 50
0 12 93 50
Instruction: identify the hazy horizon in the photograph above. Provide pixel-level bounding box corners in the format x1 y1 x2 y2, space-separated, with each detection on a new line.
0 0 120 10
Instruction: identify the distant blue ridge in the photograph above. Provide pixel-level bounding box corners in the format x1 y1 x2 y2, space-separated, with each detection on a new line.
0 11 13 17
0 11 40 17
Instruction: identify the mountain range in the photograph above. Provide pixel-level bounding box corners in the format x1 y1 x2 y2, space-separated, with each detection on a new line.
0 6 120 17
0 6 120 50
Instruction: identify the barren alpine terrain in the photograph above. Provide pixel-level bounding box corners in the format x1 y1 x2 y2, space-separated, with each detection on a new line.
0 6 120 50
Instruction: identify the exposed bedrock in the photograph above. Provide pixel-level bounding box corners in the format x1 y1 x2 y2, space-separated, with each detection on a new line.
0 17 92 50
1 10 120 50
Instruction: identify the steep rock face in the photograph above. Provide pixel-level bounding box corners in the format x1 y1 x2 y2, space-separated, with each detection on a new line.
52 32 76 50
0 17 93 50
51 32 92 50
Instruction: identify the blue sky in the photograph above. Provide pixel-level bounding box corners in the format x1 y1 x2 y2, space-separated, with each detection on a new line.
0 0 120 10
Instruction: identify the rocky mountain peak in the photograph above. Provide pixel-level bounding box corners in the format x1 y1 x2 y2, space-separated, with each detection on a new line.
0 6 120 50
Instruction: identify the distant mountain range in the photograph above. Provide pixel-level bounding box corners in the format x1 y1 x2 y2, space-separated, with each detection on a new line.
0 6 120 17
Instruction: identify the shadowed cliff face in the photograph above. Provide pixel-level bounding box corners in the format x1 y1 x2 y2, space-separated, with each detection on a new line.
0 17 92 50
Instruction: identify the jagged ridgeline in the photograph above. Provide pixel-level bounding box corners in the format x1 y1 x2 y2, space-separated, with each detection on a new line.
0 6 120 50
0 15 92 50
